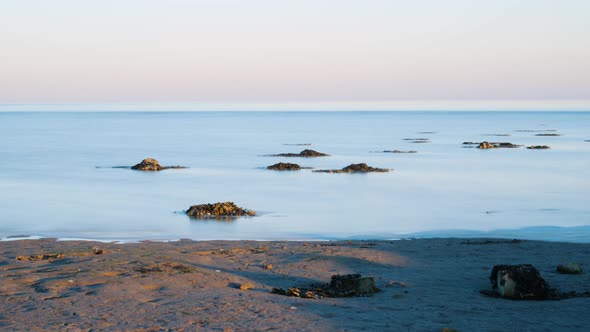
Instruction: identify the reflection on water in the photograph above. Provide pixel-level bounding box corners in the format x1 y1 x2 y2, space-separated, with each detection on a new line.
0 111 589 242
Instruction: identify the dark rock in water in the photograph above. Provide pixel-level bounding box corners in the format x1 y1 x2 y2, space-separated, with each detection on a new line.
185 202 255 218
131 158 163 171
267 163 302 171
535 133 561 137
483 134 511 137
403 138 430 143
271 274 379 299
527 145 551 150
131 158 187 171
557 263 583 274
488 264 552 300
272 149 329 157
314 163 390 173
463 142 479 145
381 150 417 154
478 141 522 149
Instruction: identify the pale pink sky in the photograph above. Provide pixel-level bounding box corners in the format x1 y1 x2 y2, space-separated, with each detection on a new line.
1 0 589 110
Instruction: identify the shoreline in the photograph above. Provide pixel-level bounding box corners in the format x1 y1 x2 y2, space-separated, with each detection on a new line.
1 238 589 331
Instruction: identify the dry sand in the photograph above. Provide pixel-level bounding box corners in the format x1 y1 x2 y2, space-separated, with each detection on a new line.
1 238 589 331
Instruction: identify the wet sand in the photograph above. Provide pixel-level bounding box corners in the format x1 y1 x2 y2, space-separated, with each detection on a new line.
1 238 589 331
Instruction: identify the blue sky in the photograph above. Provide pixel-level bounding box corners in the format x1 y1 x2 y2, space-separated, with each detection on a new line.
1 0 589 110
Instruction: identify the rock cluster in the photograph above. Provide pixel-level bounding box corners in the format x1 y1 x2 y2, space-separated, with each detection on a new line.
16 253 64 262
314 163 389 173
271 274 380 299
527 145 551 150
186 202 256 218
477 142 522 149
131 158 187 171
273 149 329 157
267 163 302 171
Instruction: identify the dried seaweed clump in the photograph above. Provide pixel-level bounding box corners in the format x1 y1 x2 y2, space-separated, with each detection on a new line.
272 274 380 299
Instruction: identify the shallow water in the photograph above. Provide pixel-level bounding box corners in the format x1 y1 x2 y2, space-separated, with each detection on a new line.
0 111 589 242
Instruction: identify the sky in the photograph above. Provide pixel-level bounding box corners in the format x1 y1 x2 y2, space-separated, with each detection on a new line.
1 0 589 110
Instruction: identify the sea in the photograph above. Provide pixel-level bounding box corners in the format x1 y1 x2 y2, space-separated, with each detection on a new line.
1 111 589 242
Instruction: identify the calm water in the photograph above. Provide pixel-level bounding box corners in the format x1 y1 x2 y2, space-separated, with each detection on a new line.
1 111 589 242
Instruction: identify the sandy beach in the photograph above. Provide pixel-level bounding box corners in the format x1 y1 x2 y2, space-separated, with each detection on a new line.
1 238 589 331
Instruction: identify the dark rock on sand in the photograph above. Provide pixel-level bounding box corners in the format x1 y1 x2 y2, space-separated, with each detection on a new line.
535 133 561 137
557 263 583 274
272 149 329 157
478 141 523 149
271 274 380 299
314 163 390 173
267 162 302 171
186 202 255 218
487 264 552 300
527 145 551 150
131 158 187 171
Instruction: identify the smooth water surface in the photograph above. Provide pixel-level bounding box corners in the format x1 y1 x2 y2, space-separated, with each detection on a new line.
0 111 589 242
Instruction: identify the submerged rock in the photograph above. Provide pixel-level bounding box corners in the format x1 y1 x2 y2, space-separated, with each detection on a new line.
267 162 302 171
271 274 380 299
186 202 255 218
272 149 329 157
527 145 551 150
557 263 583 274
381 150 417 154
131 158 187 171
477 141 523 149
488 264 552 300
403 138 430 143
314 163 390 173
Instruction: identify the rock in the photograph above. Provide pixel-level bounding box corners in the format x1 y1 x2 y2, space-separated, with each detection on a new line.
489 264 552 300
403 138 430 143
463 142 479 145
314 163 390 173
535 133 561 136
185 202 255 218
267 163 302 171
92 247 105 255
272 149 329 157
381 150 417 154
477 142 522 149
131 158 164 171
239 282 254 291
263 263 273 270
527 145 551 150
271 274 380 299
557 263 583 274
131 158 187 171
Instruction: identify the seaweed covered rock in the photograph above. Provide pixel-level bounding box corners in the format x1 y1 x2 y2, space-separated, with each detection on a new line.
271 274 379 299
131 158 164 171
478 142 522 149
267 162 302 171
273 149 329 157
488 264 552 300
131 158 187 171
186 202 255 218
315 163 390 173
527 145 551 150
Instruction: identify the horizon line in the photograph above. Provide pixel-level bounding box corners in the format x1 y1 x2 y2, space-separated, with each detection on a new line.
1 100 590 112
